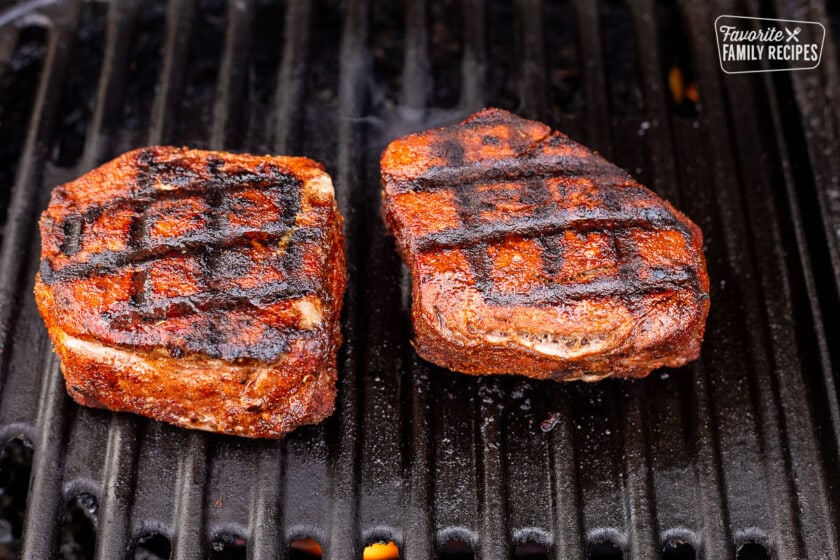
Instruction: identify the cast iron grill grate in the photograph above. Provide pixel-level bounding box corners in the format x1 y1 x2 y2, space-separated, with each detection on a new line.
0 0 838 559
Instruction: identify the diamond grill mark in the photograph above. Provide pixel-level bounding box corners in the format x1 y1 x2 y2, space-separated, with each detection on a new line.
42 153 312 325
408 150 699 307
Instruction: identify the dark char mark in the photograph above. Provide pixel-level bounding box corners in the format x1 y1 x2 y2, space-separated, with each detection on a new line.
115 227 321 321
107 316 323 363
393 151 628 194
442 162 701 307
400 112 705 309
413 210 686 252
68 150 303 225
537 235 565 277
106 279 318 327
456 174 559 297
102 225 323 362
127 213 149 248
60 217 83 256
396 127 623 193
39 223 304 285
200 166 227 357
451 166 495 298
482 270 700 307
104 284 317 361
611 229 645 316
454 177 554 220
45 150 305 285
440 137 466 168
129 270 148 307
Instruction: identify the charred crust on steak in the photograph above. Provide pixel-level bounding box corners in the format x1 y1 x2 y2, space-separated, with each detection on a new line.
35 146 346 438
381 108 709 380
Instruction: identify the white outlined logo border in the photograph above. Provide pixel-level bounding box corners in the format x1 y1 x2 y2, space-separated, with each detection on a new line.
714 14 826 74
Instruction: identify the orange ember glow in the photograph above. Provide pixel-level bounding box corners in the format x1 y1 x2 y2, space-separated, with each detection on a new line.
363 541 400 560
668 65 699 105
290 538 323 556
287 539 399 559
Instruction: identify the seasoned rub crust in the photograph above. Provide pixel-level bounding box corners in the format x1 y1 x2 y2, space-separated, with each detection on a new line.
35 147 346 437
381 108 709 381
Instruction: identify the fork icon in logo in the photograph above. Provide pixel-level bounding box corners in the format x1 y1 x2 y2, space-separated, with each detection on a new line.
786 26 802 42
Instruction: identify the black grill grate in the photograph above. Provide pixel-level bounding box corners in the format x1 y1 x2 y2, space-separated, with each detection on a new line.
0 0 839 559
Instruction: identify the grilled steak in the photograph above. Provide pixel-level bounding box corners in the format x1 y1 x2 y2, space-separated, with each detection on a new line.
35 147 346 438
381 108 709 381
